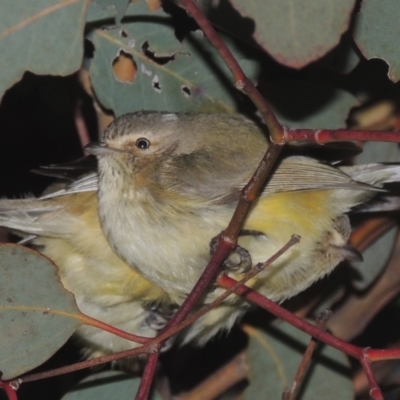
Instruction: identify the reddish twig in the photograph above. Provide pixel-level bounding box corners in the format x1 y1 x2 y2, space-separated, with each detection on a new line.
283 128 400 144
19 344 155 384
178 0 283 142
282 310 332 400
360 350 384 400
135 347 161 400
217 275 400 398
0 381 18 400
217 274 360 358
80 314 151 345
74 102 91 149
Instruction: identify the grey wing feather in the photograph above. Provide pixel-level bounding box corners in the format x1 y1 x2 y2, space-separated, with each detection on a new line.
0 168 98 238
165 155 384 205
339 163 400 186
40 172 99 199
262 157 380 195
0 199 64 236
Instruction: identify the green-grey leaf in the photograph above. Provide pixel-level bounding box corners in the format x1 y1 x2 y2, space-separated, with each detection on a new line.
0 0 88 101
62 371 163 400
228 0 356 69
89 0 130 24
86 1 118 23
243 321 352 399
87 2 259 117
353 0 400 83
0 244 82 380
264 81 359 129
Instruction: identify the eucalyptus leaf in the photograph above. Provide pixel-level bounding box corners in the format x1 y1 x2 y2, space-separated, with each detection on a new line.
354 0 400 83
94 0 130 24
62 370 163 400
243 321 352 399
0 244 82 380
87 1 259 116
227 0 356 68
0 0 87 101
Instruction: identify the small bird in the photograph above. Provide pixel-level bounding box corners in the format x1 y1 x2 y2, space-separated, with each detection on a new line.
81 111 400 344
2 111 400 353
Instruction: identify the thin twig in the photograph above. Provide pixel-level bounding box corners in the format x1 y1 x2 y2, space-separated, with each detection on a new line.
74 102 91 149
217 276 399 398
282 310 332 400
0 381 18 400
178 0 283 142
360 350 384 400
283 128 400 144
218 275 361 358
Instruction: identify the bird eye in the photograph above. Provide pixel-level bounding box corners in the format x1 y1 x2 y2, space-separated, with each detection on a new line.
136 138 151 149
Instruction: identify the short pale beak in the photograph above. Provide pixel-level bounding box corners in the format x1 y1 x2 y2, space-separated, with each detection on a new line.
85 141 118 156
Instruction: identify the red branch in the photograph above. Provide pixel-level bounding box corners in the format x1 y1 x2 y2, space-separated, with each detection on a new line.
0 381 18 400
179 0 283 142
284 128 400 144
217 275 400 399
218 275 360 358
360 353 384 400
81 314 151 345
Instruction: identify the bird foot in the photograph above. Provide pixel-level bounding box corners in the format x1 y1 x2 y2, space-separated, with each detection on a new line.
209 234 253 273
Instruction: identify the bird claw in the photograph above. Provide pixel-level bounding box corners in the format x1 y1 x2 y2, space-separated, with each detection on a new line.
143 303 178 352
144 302 178 330
224 245 252 273
209 235 253 273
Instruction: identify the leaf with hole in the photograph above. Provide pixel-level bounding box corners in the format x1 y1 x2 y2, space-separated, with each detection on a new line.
354 0 400 83
87 1 259 116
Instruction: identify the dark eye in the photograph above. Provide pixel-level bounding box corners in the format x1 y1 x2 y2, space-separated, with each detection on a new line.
136 138 151 149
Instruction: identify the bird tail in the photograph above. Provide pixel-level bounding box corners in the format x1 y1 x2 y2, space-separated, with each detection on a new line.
336 164 400 212
340 164 400 187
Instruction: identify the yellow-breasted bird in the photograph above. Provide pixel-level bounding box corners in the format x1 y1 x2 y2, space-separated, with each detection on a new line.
79 111 400 344
2 111 400 352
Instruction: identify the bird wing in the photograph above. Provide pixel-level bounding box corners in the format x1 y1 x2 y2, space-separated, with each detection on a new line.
165 154 380 205
40 172 99 199
262 156 378 195
31 155 98 181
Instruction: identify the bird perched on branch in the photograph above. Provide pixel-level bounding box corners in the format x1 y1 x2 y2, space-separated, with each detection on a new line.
82 111 400 343
1 111 400 353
